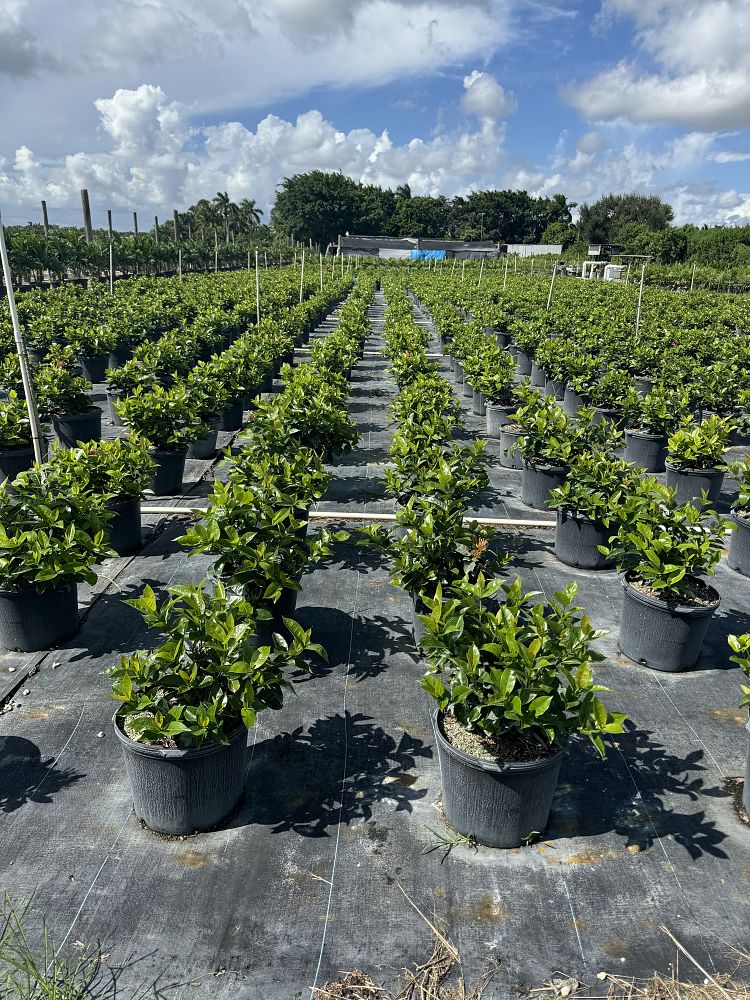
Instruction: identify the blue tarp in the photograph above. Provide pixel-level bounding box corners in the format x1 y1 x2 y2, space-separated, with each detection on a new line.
410 249 446 260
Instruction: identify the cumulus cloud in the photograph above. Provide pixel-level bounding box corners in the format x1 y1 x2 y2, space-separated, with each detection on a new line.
461 70 517 120
714 150 750 164
0 84 509 224
566 0 750 130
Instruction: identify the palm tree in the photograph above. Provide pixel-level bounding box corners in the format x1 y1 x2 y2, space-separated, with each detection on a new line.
213 191 238 244
191 199 219 242
238 198 263 234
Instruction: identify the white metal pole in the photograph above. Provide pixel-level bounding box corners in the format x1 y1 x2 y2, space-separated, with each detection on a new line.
319 253 323 291
299 249 305 303
503 255 509 290
264 252 268 270
690 262 696 292
635 261 647 336
255 251 260 325
247 251 250 272
546 265 557 311
451 258 456 276
0 210 46 463
478 257 484 287
625 261 632 286
178 248 182 282
461 259 465 282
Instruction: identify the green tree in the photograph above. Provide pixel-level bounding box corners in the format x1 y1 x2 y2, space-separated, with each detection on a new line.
391 195 450 238
540 220 576 250
578 193 674 244
271 171 362 249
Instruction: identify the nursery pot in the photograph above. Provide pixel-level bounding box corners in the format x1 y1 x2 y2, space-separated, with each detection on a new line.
624 429 667 473
472 390 486 417
500 426 524 470
220 398 245 432
521 460 568 510
619 573 719 672
0 445 34 482
187 415 221 460
412 595 427 650
591 407 623 429
664 462 725 507
52 407 101 448
495 331 511 348
106 494 142 556
635 376 654 399
78 354 108 383
486 404 515 438
107 390 125 426
545 378 565 400
454 361 464 385
461 375 473 400
514 351 532 377
0 583 78 652
248 588 299 648
727 511 750 577
554 510 615 570
108 345 134 369
434 711 564 849
530 361 546 388
114 718 248 835
744 720 750 818
148 447 187 496
562 387 585 417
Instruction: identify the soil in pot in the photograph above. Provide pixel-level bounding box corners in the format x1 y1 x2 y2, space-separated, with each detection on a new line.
665 462 725 507
624 428 667 472
149 447 187 496
187 416 221 460
0 583 78 652
521 460 568 510
434 711 564 849
554 510 615 569
52 407 102 448
106 495 143 555
728 511 750 577
499 425 524 470
0 445 34 482
619 573 719 672
78 355 108 383
114 718 248 836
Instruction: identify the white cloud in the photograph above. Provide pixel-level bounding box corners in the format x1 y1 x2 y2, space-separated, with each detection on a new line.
0 84 510 225
461 70 517 120
714 150 750 163
567 0 750 130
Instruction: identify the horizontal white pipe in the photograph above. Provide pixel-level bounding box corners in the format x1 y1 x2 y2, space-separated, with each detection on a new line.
139 505 555 527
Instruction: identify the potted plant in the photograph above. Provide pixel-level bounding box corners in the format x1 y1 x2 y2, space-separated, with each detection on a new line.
116 384 205 496
35 348 101 447
104 358 158 426
548 453 640 569
0 471 112 650
665 415 731 506
46 436 154 555
473 364 516 438
182 365 230 460
419 575 625 847
0 391 35 482
602 485 730 672
727 457 750 577
514 389 573 509
73 325 118 383
727 633 750 816
109 579 323 834
622 386 689 472
585 370 636 427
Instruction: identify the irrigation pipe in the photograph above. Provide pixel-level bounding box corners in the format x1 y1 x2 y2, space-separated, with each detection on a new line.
139 506 556 528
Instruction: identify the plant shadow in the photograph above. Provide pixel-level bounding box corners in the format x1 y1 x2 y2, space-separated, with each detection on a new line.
0 736 84 813
240 711 431 837
547 722 729 860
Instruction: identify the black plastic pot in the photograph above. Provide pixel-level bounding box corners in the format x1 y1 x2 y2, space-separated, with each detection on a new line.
106 495 142 555
78 355 108 383
521 461 568 510
515 351 531 377
554 510 615 569
52 407 101 448
486 404 514 438
220 398 245 432
187 416 221 460
259 371 273 394
454 361 464 385
563 387 585 416
499 426 524 470
434 711 564 848
728 512 750 577
665 462 725 507
114 718 248 835
619 574 719 672
471 390 486 417
624 429 667 472
248 588 299 648
108 345 134 369
412 595 428 650
495 331 511 348
0 583 78 652
0 445 34 482
591 406 622 428
744 721 750 817
107 390 125 426
149 447 187 496
635 376 654 399
530 361 546 387
545 378 565 399
461 376 473 400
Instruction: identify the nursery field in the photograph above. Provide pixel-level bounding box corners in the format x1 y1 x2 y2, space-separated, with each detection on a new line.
0 266 749 997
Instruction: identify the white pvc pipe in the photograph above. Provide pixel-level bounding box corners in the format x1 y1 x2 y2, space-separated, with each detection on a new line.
139 506 556 528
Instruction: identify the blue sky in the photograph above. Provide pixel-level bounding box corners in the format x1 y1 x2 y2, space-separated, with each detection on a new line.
1 0 749 227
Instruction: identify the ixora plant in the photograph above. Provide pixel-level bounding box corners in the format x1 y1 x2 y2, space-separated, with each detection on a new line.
622 387 690 473
548 453 641 570
727 457 750 577
34 347 101 447
418 575 625 848
728 634 750 816
116 384 205 496
46 437 154 555
385 440 488 507
0 391 35 482
665 415 731 506
73 325 118 382
513 390 574 510
110 579 323 834
602 483 730 672
0 471 113 651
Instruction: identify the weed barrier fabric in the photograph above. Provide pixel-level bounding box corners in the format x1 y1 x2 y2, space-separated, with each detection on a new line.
0 293 747 997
